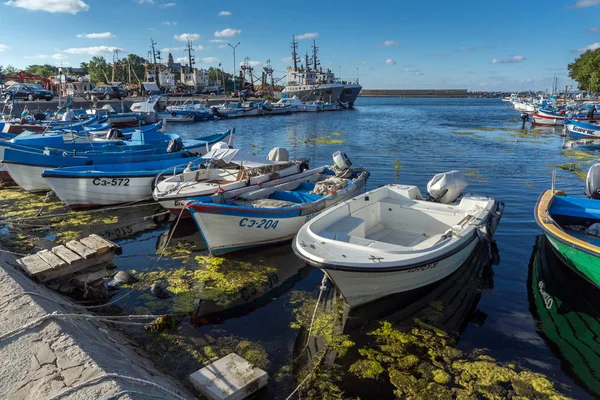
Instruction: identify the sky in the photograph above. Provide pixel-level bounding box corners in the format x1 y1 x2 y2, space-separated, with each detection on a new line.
0 0 598 91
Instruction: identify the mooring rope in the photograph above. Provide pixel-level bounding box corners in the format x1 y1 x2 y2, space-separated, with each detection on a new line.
305 272 328 347
0 311 168 342
47 373 186 400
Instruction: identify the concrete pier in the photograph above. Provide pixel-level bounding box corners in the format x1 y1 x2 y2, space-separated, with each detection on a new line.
0 251 196 400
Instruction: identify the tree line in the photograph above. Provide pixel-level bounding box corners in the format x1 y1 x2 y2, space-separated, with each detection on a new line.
568 48 600 93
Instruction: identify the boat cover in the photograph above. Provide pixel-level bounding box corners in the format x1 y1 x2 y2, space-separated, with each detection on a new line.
203 148 275 168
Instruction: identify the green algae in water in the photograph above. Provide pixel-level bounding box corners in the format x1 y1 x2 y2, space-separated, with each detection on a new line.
292 130 348 146
546 163 588 181
453 131 476 136
350 321 572 400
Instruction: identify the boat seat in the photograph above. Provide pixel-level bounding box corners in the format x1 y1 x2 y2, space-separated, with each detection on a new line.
319 231 411 251
411 234 446 250
325 216 366 237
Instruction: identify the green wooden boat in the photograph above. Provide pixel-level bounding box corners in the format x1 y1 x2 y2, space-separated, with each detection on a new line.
529 235 600 397
534 190 600 288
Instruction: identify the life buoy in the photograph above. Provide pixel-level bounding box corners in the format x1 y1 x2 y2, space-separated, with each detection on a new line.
171 112 177 117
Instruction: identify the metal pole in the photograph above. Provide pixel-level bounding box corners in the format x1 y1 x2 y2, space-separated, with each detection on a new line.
228 42 240 93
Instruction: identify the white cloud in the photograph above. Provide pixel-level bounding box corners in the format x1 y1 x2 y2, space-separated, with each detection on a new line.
241 60 262 67
386 58 396 65
566 0 599 8
201 57 219 63
77 32 115 39
297 32 318 40
4 0 89 13
24 54 47 59
380 40 399 46
574 42 600 52
218 45 227 48
162 21 177 25
175 57 188 64
415 71 424 76
587 27 600 33
214 28 241 38
0 44 10 52
52 53 68 60
209 39 227 43
402 67 418 72
282 57 293 63
159 2 175 7
491 55 526 64
174 33 200 41
136 0 154 3
218 10 231 16
63 46 124 55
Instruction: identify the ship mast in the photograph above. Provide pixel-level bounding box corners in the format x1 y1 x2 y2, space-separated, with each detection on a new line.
186 39 195 73
149 38 161 87
291 36 299 71
312 39 319 71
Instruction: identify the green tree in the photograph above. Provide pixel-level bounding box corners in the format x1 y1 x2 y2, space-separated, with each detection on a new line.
125 54 147 83
25 64 56 77
79 62 89 75
1 65 19 76
87 56 110 84
208 66 233 90
568 49 600 92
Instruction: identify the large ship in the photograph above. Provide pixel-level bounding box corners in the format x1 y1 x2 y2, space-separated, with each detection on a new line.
281 37 344 103
338 78 362 107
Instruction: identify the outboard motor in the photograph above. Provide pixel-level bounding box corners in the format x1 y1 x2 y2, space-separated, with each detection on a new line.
427 170 468 204
585 163 600 199
267 147 289 162
332 151 353 178
106 128 124 140
212 141 230 150
166 138 184 153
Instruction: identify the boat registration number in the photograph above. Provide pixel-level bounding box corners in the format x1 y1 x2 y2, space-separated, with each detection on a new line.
92 178 130 187
572 126 595 135
405 261 438 273
239 218 279 229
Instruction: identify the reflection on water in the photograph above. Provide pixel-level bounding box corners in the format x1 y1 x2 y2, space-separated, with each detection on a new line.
529 235 600 398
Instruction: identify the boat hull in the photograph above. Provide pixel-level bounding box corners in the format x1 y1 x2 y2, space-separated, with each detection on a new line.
338 84 362 107
282 84 344 103
323 237 479 307
534 190 600 288
43 174 156 210
4 163 48 192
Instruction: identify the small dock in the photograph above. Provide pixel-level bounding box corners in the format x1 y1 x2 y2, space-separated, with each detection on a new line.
15 234 121 283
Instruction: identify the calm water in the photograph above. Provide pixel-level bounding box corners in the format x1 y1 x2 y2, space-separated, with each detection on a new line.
110 98 597 398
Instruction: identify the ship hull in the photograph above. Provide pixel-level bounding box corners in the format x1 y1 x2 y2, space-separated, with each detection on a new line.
339 84 362 107
282 84 344 103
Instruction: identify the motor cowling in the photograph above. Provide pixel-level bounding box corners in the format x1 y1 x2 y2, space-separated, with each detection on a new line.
427 170 468 204
166 138 183 153
585 163 600 199
106 128 124 140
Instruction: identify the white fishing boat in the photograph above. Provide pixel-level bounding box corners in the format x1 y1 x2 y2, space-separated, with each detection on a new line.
323 103 341 111
185 155 369 254
210 104 244 118
292 173 503 307
156 111 195 123
305 101 324 112
152 147 313 215
276 96 307 112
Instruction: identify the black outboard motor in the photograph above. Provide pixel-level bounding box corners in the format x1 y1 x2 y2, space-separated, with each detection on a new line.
585 163 600 199
106 128 124 140
166 138 184 153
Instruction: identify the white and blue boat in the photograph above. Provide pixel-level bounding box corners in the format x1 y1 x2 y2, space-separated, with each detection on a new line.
565 118 600 139
184 155 369 254
1 130 234 192
42 156 205 210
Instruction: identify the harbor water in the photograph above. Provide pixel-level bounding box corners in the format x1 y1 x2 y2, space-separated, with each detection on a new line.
4 97 598 398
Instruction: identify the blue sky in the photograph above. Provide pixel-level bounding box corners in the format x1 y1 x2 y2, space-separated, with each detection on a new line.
0 0 599 91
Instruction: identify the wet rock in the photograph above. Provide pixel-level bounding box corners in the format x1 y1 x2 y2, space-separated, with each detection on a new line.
151 281 172 299
108 271 138 289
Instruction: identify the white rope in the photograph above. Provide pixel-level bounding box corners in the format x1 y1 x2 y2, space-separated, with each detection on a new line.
0 311 166 341
305 272 328 347
47 373 186 400
284 352 326 400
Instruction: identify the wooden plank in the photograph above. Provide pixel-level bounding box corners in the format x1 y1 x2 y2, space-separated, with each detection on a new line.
88 234 117 249
16 254 51 277
37 249 67 269
65 240 95 259
52 245 80 265
79 235 110 255
37 252 115 282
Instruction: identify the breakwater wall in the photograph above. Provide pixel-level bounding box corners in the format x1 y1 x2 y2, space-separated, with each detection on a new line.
0 250 195 399
359 89 469 98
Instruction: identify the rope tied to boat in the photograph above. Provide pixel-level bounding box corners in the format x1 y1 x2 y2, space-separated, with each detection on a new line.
305 272 328 347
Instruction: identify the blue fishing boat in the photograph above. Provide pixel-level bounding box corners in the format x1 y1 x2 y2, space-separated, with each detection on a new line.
564 118 600 138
